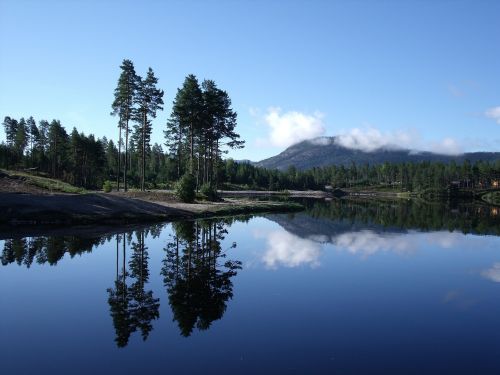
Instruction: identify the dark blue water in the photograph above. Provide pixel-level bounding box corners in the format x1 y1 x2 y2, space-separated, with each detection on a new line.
1 200 500 374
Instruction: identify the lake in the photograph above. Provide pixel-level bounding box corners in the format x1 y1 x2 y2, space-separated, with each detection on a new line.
2 199 500 374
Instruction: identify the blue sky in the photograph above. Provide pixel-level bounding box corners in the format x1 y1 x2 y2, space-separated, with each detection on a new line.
1 0 499 160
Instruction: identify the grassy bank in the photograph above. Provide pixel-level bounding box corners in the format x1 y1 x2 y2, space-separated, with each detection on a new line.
0 169 86 194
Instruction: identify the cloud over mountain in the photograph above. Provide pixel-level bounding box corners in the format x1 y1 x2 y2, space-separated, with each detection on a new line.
258 108 326 148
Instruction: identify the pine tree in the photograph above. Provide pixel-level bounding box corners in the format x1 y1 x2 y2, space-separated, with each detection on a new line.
133 68 164 191
3 116 18 147
164 116 185 179
15 118 28 160
26 116 38 166
47 120 68 178
112 59 138 191
201 80 243 188
168 75 203 175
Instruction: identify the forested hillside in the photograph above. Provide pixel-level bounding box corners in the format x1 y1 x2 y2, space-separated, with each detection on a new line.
255 137 500 170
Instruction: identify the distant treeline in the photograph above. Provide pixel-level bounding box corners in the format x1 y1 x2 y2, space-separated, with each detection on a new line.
0 116 173 189
1 116 500 193
222 158 500 192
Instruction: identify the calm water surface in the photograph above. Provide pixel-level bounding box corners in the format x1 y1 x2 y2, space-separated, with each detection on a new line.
1 199 500 374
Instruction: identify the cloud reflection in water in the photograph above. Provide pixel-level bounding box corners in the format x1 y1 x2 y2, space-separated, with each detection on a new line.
257 230 322 269
255 227 489 269
481 263 500 283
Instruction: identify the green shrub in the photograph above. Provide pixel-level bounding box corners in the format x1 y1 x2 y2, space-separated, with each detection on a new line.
175 173 196 203
200 183 218 201
103 180 112 193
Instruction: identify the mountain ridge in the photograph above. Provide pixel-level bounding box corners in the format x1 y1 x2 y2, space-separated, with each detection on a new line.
254 136 500 170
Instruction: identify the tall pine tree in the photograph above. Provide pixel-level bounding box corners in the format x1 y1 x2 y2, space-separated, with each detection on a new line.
201 80 243 188
133 68 164 191
112 59 138 191
2 116 18 147
26 116 38 166
168 75 203 175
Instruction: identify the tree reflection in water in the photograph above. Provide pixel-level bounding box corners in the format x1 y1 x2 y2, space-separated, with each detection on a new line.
1 219 243 346
162 219 242 337
1 235 104 267
107 229 160 347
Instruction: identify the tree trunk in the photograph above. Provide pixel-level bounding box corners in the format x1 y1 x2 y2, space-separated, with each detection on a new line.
196 154 200 190
189 123 194 174
177 122 182 178
53 136 57 178
30 134 33 167
215 139 219 190
204 140 208 185
117 119 122 191
124 114 129 192
141 111 147 191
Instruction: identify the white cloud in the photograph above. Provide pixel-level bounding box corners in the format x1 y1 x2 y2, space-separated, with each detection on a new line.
428 137 463 155
261 107 326 148
334 127 415 152
481 263 500 283
251 106 465 154
258 230 321 269
309 136 333 146
485 106 500 125
334 127 463 155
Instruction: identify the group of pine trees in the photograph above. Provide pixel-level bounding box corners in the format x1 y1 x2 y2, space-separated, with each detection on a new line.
111 60 164 191
111 59 243 193
0 115 174 189
165 74 244 191
1 116 108 188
